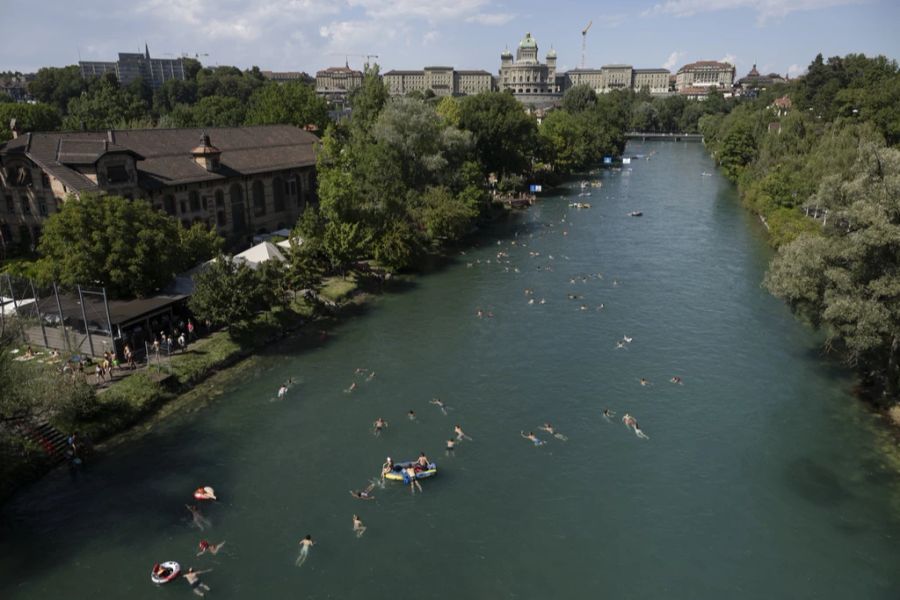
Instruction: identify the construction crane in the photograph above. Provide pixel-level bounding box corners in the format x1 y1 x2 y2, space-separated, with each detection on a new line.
581 21 592 69
181 52 210 61
330 53 380 71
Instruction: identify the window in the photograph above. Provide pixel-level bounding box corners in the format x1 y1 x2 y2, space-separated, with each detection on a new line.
202 196 208 211
252 180 266 217
295 175 304 207
0 222 10 246
21 198 30 215
215 189 224 209
38 198 48 217
287 179 297 197
106 164 129 183
189 190 200 212
216 210 227 227
163 194 176 216
179 200 187 214
272 176 285 212
41 172 51 189
4 195 12 213
230 183 245 233
31 225 41 243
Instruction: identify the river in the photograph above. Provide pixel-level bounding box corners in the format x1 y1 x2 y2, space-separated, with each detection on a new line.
2 141 900 599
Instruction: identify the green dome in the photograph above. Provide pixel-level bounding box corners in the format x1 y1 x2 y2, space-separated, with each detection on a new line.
519 32 536 48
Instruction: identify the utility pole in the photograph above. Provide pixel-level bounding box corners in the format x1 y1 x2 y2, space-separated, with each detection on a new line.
581 21 593 69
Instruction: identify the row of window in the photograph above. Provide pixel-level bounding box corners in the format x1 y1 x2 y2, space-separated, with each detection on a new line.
0 222 41 248
3 194 52 216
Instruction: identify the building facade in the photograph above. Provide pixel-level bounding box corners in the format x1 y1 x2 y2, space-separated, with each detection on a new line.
675 61 735 91
0 125 318 252
498 33 560 97
598 64 633 93
735 64 786 96
263 71 314 85
632 68 671 94
564 69 603 90
314 65 363 102
79 45 186 89
382 67 492 97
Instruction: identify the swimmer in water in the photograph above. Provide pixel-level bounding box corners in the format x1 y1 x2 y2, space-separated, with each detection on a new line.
407 410 416 421
639 378 651 387
196 540 226 556
183 567 212 596
615 341 627 350
355 367 367 375
454 425 472 441
185 505 211 531
539 423 568 441
373 417 388 436
670 376 683 384
602 408 615 422
345 382 357 393
430 398 448 415
353 514 367 538
296 535 314 567
367 371 376 381
623 335 633 343
521 431 545 446
381 457 394 481
350 483 376 500
405 466 423 494
277 384 288 399
446 438 456 454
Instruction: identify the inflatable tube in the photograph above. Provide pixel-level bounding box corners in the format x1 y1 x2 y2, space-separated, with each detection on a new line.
194 486 216 500
383 461 437 482
150 561 181 584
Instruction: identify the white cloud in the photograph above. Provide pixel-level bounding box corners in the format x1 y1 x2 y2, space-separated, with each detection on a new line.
720 53 737 65
422 30 440 45
643 0 865 24
787 63 806 78
663 50 685 70
465 13 516 26
347 0 490 22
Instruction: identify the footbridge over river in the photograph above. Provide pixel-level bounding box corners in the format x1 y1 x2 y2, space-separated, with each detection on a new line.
626 131 703 142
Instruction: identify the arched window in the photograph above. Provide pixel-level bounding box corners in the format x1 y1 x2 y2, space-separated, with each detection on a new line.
230 183 245 233
189 190 201 212
272 176 285 212
252 180 266 217
295 174 304 208
215 189 224 209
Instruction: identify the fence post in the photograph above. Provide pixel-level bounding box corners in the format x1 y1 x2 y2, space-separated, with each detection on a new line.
77 284 95 357
102 287 115 356
52 282 70 352
30 279 48 347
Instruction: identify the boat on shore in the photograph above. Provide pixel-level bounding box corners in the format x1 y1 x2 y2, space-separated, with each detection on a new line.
384 461 438 482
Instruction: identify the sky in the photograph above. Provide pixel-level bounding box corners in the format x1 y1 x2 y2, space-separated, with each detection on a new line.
2 0 898 79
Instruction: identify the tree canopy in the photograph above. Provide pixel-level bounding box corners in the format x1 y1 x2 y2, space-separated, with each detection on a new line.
36 194 221 298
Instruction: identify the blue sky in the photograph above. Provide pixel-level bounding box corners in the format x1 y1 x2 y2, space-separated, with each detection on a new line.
3 0 898 78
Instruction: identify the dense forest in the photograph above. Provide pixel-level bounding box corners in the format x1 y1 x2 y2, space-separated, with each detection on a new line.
700 53 900 404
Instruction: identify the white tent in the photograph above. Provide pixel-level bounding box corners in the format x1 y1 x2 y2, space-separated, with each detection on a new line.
276 236 303 250
233 241 287 269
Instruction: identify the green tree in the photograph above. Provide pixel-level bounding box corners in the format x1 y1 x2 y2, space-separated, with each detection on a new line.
322 220 370 276
188 257 271 326
36 194 204 298
62 78 149 130
415 185 479 243
0 103 61 140
350 65 388 130
192 96 246 127
27 66 86 114
458 92 537 177
561 84 597 113
178 222 223 272
435 96 461 126
765 144 900 401
245 81 329 131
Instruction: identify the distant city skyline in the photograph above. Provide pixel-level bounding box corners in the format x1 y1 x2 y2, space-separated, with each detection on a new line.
3 0 898 79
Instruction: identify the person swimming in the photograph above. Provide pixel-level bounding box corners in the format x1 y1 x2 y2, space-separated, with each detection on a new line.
345 382 357 393
602 408 615 422
196 540 226 557
446 438 456 453
639 378 651 387
373 417 387 436
407 410 416 421
670 376 683 384
405 466 423 494
185 505 211 531
296 535 314 567
381 457 394 480
353 514 367 538
622 414 649 439
521 431 545 446
277 384 288 399
416 452 430 470
539 423 568 441
183 567 212 596
430 398 448 415
350 483 376 500
454 425 472 441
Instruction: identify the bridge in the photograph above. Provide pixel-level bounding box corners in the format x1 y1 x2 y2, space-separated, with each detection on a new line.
626 132 704 142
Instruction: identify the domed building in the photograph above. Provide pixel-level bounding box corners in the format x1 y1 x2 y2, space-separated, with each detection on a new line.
499 32 560 99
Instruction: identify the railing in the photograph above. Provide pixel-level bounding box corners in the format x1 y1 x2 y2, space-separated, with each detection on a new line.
626 132 704 142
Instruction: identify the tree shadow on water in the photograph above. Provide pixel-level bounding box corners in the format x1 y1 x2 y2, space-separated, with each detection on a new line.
0 415 237 596
784 457 852 508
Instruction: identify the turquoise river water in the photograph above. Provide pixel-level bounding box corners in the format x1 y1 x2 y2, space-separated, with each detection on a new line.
2 141 900 599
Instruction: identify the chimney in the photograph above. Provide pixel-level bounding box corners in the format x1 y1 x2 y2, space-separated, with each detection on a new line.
9 118 18 139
